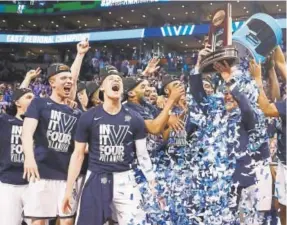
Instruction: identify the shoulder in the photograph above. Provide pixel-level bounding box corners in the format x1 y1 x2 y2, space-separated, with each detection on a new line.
275 100 286 116
31 97 48 108
78 107 100 124
122 105 143 120
0 113 10 123
82 107 98 117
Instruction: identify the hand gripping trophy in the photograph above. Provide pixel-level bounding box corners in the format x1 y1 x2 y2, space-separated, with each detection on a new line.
199 3 239 73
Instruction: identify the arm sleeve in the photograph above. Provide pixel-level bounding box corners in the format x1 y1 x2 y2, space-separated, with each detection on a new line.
275 100 287 120
132 113 147 140
230 85 257 131
24 97 41 120
135 138 156 182
75 111 92 143
189 73 208 115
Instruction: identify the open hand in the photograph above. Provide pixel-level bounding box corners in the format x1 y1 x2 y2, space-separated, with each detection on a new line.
143 58 160 75
169 84 185 102
25 67 41 80
23 156 40 182
62 193 73 215
213 61 232 82
196 44 212 66
168 114 185 133
249 59 262 82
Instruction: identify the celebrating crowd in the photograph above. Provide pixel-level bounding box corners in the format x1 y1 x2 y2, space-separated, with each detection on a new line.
0 37 286 225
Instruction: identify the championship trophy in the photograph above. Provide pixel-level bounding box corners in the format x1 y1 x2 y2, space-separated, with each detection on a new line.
232 13 283 64
199 3 239 73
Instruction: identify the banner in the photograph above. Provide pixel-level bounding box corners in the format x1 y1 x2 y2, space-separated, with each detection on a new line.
101 0 168 7
0 18 285 44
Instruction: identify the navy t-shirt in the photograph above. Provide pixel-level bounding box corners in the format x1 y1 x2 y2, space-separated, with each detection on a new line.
0 114 27 185
275 100 286 164
75 105 146 173
25 97 80 180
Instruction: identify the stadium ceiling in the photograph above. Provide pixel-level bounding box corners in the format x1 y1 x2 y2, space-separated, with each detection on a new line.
0 1 285 33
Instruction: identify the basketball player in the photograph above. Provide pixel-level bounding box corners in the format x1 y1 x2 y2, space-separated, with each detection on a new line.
86 82 101 108
0 68 40 225
21 40 89 225
76 82 88 112
62 66 159 225
250 59 286 225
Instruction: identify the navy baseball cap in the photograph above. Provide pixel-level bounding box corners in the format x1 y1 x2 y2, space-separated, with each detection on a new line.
77 82 86 93
12 88 33 102
47 63 71 79
162 75 179 89
99 65 123 85
123 77 143 95
7 88 33 116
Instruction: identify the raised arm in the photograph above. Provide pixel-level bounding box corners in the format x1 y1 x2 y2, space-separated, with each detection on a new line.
189 46 212 114
249 59 280 117
69 39 90 100
142 58 160 77
189 73 207 111
267 60 281 102
20 67 41 89
214 61 257 130
144 84 184 135
274 46 286 82
231 86 257 131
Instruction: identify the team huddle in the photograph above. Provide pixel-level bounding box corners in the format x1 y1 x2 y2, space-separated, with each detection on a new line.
0 39 286 225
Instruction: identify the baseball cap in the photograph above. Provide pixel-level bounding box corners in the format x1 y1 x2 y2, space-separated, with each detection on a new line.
12 88 33 102
86 82 99 98
77 82 86 93
123 77 144 95
162 75 179 89
99 65 123 85
7 88 33 116
47 63 71 79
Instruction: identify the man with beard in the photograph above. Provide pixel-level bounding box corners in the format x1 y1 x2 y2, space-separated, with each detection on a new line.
21 40 89 225
123 77 185 154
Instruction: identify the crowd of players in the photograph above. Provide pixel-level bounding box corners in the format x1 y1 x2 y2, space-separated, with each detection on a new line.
0 37 286 225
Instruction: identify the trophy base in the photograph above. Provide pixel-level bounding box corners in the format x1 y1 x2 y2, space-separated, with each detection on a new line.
199 46 239 73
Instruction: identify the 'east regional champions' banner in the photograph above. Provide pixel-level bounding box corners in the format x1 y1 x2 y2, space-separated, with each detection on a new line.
0 18 285 44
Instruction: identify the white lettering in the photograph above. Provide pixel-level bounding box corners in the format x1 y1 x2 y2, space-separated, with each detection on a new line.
10 125 24 163
101 0 158 7
55 34 90 43
7 35 24 43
